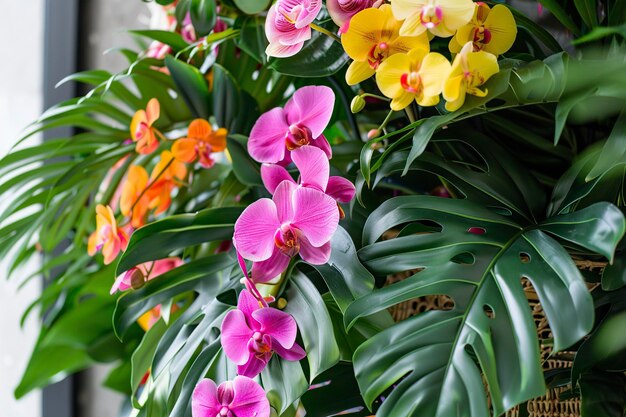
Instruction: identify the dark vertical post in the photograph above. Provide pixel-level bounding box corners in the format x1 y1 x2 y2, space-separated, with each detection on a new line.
42 0 80 416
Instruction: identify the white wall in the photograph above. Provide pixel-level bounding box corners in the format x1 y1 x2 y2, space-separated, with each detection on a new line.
0 1 44 417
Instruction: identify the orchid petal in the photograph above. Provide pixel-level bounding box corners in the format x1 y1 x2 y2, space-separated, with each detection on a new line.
237 354 270 378
284 86 335 138
237 289 262 321
299 238 331 264
273 181 297 223
261 164 294 194
252 307 298 349
266 41 306 58
192 379 221 417
230 376 271 417
221 310 254 365
326 176 356 203
273 340 307 361
234 199 280 262
146 98 160 126
309 134 333 159
250 248 291 283
291 146 329 191
248 107 289 164
292 187 339 247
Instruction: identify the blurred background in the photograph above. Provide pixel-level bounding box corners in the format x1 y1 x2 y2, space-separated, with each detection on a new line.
0 1 150 416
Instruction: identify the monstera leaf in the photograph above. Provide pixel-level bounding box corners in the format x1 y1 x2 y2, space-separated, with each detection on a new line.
346 196 625 417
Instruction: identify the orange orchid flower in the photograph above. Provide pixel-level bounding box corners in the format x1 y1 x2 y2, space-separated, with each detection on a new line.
172 119 227 168
120 165 151 228
87 204 129 265
131 98 161 154
146 150 188 215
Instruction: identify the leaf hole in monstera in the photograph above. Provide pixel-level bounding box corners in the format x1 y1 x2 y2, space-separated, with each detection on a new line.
467 227 486 235
483 304 495 319
450 252 476 265
519 252 531 263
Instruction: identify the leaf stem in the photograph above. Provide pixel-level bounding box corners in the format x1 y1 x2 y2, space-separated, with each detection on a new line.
310 23 341 43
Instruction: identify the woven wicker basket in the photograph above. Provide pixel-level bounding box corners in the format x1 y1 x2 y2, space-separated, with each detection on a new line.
385 260 605 417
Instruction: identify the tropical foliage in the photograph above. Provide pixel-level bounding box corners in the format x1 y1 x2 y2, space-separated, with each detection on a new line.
4 0 626 416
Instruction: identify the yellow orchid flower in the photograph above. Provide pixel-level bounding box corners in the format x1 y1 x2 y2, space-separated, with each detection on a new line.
449 3 517 55
443 41 499 112
376 48 451 110
391 0 474 38
342 4 429 85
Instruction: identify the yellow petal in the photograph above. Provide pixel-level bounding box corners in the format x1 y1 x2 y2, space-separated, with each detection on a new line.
391 0 424 20
390 92 415 111
483 5 517 55
346 60 375 85
399 11 428 37
376 53 411 99
468 50 499 85
342 6 391 60
445 94 466 112
416 94 440 107
87 231 99 256
443 73 465 102
420 52 451 97
453 23 473 50
390 33 430 56
436 0 475 37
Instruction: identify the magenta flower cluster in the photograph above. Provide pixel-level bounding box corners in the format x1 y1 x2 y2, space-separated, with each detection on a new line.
192 86 355 417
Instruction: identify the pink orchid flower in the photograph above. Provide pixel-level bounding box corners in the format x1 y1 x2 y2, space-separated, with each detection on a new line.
192 376 270 417
221 290 306 377
111 257 183 294
327 0 377 33
261 145 356 218
248 86 335 165
234 178 339 282
265 0 322 57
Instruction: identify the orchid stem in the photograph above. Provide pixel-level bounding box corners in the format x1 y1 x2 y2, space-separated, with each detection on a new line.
310 23 341 43
405 106 416 123
378 109 395 134
362 93 391 102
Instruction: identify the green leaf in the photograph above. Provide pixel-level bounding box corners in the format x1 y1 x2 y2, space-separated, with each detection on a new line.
268 21 349 77
574 0 598 28
131 319 167 408
117 206 242 273
165 55 211 118
261 358 308 414
573 307 626 384
212 64 242 130
236 16 269 64
285 271 340 381
131 30 189 52
190 0 217 37
226 135 263 186
537 0 581 35
587 111 626 181
579 371 626 417
233 0 271 15
602 239 626 290
348 196 624 417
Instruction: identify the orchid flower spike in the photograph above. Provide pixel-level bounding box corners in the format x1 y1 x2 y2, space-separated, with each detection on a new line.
192 376 270 417
221 289 306 377
234 179 339 282
265 0 322 57
261 145 356 218
248 85 335 165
